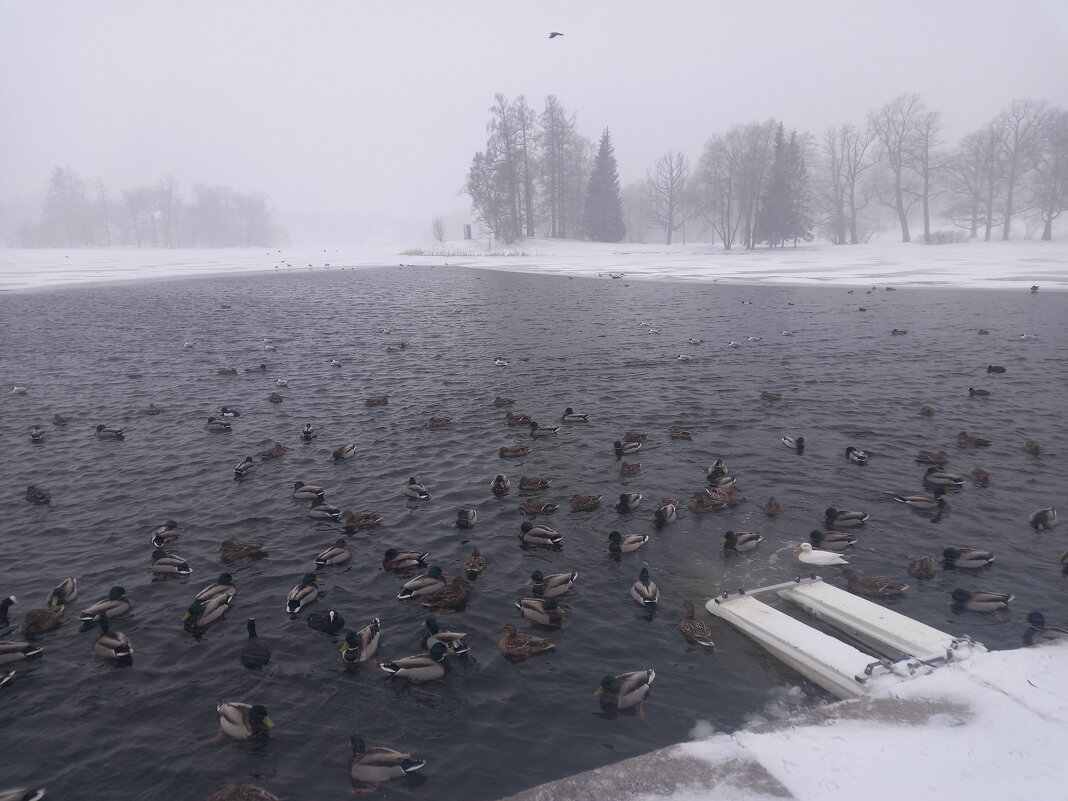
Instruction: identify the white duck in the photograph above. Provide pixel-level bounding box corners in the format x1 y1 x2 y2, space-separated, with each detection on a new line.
794 542 849 566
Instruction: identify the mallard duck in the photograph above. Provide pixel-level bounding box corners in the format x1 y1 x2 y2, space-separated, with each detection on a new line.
0 595 15 624
234 456 255 479
217 702 273 741
923 467 964 487
608 530 648 554
183 596 231 631
286 573 322 613
707 485 741 505
94 611 133 662
845 446 869 465
329 358 342 367
570 494 602 511
519 476 552 491
240 619 271 669
219 407 240 418
217 367 238 376
220 539 267 560
330 444 356 460
967 387 990 397
691 494 726 512
630 568 660 608
78 586 131 622
349 736 426 784
723 530 763 552
795 543 848 565
919 405 935 417
596 669 655 712
978 328 990 334
528 570 577 598
840 569 908 596
423 616 469 654
267 392 283 403
404 477 431 500
518 502 557 520
144 403 162 415
950 588 1013 613
516 598 563 627
623 431 648 443
667 426 692 439
95 424 124 440
307 609 345 634
52 413 68 425
259 442 287 460
1023 439 1042 455
149 519 181 547
986 365 1006 373
941 547 994 569
205 416 232 433
151 548 192 576
494 395 515 407
382 548 429 571
341 511 383 530
292 481 326 501
616 493 642 511
315 539 351 567
506 412 533 426
29 425 44 443
614 440 641 455
498 623 555 660
206 782 280 801
760 391 782 401
455 508 477 529
300 424 317 441
23 605 63 635
678 601 715 647
422 577 468 610
427 417 452 428
0 640 43 665
519 521 563 547
968 467 990 486
782 435 804 452
1023 612 1068 646
1029 508 1057 531
464 547 487 580
491 474 511 493
529 421 559 438
907 556 936 579
398 566 446 599
956 431 991 447
889 487 945 508
245 362 268 372
654 501 678 526
380 642 449 682
761 497 783 516
194 573 237 604
47 577 77 607
365 396 388 407
824 507 868 527
620 462 642 476
308 502 341 521
561 407 589 422
809 530 856 551
916 450 949 466
25 485 50 505
340 618 381 667
499 445 532 458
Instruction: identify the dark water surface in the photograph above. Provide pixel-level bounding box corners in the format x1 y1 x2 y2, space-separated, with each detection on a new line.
1 266 1065 799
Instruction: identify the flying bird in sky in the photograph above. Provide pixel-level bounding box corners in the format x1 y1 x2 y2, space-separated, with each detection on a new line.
549 31 563 38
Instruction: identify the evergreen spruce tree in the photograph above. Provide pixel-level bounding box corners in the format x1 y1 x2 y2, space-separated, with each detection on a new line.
582 128 626 242
789 156 815 246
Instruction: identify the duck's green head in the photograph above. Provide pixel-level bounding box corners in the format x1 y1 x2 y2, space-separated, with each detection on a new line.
301 573 319 586
333 538 346 547
619 494 630 503
521 521 534 533
924 467 939 477
425 617 441 634
162 520 178 529
529 570 545 584
542 599 561 612
383 548 398 560
951 588 971 603
824 508 839 520
185 600 206 618
608 530 623 543
108 586 126 601
350 735 367 754
613 441 624 449
427 566 444 579
429 642 448 662
1027 611 1047 628
249 705 273 727
724 530 737 541
151 547 169 561
933 487 945 498
565 407 575 415
343 631 361 649
808 530 823 543
408 476 418 485
597 675 620 695
217 573 234 585
941 547 960 562
638 567 651 582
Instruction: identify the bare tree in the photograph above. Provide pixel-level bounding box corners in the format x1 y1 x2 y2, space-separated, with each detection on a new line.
817 124 878 244
1026 108 1068 240
431 216 447 243
869 94 928 242
904 110 942 242
997 98 1047 239
646 150 689 244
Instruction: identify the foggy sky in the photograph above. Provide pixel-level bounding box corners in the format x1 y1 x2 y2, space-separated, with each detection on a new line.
3 0 1067 244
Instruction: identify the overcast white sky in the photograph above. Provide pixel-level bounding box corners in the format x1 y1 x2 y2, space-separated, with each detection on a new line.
2 0 1067 242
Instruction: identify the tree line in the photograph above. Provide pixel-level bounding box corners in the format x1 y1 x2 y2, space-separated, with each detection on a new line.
15 167 281 248
465 94 1067 246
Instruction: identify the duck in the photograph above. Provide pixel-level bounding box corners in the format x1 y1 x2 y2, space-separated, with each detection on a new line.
274 378 288 387
1023 440 1042 455
623 431 648 443
365 396 388 407
205 416 232 433
941 547 994 569
52 413 68 425
239 619 271 669
308 502 342 521
529 421 559 437
561 407 589 422
151 548 193 576
1028 508 1057 531
0 640 43 665
455 508 477 529
676 354 693 361
340 618 381 667
889 487 946 508
234 456 255 479
216 367 238 375
217 702 273 742
348 736 427 784
782 435 804 453
259 442 287 460
10 385 28 394
968 387 990 397
570 494 602 511
144 403 162 415
678 601 715 648
516 598 563 627
292 481 326 501
845 446 869 465
423 416 452 429
762 497 783 516
616 492 642 511
421 577 469 610
506 412 533 426
183 595 232 631
1023 612 1068 646
840 569 908 596
78 586 131 622
220 407 241 418
969 467 990 486
824 507 868 527
907 556 936 579
307 609 345 635
723 530 763 552
300 424 317 441
397 566 446 599
891 328 908 335
919 405 935 417
330 444 356 460
498 623 555 660
149 520 181 547
688 337 703 344
667 426 692 439
956 431 991 447
809 530 856 551
499 445 532 458
423 616 469 654
404 477 431 500
630 568 660 608
520 500 559 516
654 500 678 525
286 573 322 613
613 440 641 456
330 358 342 367
760 391 782 401
494 357 509 367
94 611 133 662
706 485 740 505
267 392 283 403
795 543 848 565
950 588 1013 613
464 547 487 580
95 424 124 440
491 474 511 493
923 467 964 487
620 462 642 476
978 328 990 334
986 365 1006 373
494 395 515 407
596 669 655 712
29 426 44 443
380 642 449 682
519 476 552 490
25 485 50 505
382 548 429 571
22 605 64 636
315 539 351 567
915 450 949 466
608 530 648 554
528 570 578 598
245 362 267 372
220 539 267 560
519 521 563 547
47 578 77 607
341 511 383 530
